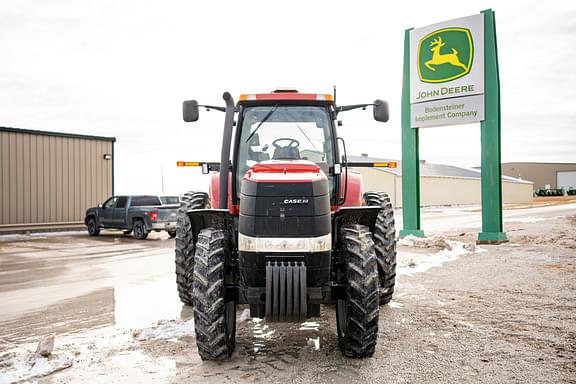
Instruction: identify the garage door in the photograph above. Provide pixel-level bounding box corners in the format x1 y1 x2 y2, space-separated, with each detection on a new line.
557 171 576 189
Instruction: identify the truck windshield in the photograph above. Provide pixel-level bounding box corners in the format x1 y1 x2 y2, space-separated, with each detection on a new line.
237 106 334 179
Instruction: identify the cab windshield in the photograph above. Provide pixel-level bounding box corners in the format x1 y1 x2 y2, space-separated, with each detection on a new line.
236 105 335 186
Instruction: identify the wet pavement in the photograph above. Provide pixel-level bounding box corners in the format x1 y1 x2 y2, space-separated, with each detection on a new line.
1 205 575 383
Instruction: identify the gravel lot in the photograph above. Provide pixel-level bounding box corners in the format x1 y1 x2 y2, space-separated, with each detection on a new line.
1 205 575 383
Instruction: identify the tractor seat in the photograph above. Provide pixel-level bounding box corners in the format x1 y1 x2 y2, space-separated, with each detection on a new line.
272 146 301 160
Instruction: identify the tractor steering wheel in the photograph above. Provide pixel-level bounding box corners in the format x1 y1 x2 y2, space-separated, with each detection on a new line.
272 138 300 149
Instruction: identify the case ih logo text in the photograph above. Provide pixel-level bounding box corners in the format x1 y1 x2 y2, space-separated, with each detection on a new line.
417 28 473 83
283 199 309 204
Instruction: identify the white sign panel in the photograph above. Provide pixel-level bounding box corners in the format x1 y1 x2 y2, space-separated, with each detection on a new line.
409 13 484 127
411 94 484 128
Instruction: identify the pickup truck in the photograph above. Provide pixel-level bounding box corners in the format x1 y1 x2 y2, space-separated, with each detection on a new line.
85 195 179 240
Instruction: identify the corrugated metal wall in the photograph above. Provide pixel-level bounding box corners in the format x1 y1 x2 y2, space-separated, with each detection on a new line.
0 128 114 232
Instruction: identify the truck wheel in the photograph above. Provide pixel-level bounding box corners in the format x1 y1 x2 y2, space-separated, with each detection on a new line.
167 230 176 238
175 191 210 304
193 228 236 360
132 219 148 240
87 217 100 236
363 191 397 305
336 224 379 358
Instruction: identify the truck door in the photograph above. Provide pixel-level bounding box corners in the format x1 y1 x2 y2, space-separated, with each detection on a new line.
99 197 118 227
114 196 129 227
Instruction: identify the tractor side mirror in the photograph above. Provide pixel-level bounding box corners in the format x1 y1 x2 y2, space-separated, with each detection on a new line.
373 99 389 122
183 100 199 122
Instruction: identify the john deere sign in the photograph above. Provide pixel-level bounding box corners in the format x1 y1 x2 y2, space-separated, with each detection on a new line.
410 14 484 127
418 28 473 83
401 9 508 245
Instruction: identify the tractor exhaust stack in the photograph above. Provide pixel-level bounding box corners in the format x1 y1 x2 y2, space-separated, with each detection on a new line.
219 92 235 209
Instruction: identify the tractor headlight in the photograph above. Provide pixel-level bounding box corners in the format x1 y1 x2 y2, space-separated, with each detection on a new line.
238 234 258 252
238 234 331 253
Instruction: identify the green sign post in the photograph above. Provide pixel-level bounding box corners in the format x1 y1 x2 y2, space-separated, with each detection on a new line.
400 9 508 244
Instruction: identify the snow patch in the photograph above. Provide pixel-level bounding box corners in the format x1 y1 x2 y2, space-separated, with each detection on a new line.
0 231 85 242
505 216 564 223
0 352 73 384
132 319 195 341
398 236 483 275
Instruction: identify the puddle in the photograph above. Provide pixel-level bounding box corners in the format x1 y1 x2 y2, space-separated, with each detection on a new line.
388 301 404 309
114 276 182 329
299 321 320 331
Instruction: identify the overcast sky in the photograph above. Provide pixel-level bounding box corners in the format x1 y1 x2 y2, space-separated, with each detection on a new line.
1 0 575 195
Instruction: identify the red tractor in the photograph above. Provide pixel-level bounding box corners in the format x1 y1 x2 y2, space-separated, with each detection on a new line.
176 90 396 360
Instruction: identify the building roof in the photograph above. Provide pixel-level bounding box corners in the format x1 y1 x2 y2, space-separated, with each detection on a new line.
0 126 116 142
348 155 532 184
502 162 576 166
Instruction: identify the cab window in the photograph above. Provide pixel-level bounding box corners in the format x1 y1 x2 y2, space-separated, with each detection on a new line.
103 197 118 209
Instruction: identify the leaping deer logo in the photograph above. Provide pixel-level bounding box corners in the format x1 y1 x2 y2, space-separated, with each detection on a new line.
424 35 468 72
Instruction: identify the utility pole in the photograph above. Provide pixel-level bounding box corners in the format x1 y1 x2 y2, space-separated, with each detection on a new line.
161 164 165 195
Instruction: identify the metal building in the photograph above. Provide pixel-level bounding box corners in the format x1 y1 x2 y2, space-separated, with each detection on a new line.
348 155 533 207
502 162 576 191
0 127 115 233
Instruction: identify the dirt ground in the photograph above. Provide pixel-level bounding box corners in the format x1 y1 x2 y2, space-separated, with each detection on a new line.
1 208 575 383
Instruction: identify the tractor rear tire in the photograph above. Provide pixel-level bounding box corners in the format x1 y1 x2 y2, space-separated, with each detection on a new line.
336 224 379 358
363 191 397 305
192 228 236 360
175 191 210 304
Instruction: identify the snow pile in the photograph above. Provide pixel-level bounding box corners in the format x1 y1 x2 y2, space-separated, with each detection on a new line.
398 235 454 251
238 308 252 323
0 353 73 383
132 319 195 341
398 235 484 275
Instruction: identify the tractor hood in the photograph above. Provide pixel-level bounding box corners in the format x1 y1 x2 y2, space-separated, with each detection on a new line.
242 160 328 197
243 160 327 183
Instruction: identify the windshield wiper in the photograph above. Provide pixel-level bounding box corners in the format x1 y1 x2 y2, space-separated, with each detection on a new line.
295 122 319 153
246 105 278 143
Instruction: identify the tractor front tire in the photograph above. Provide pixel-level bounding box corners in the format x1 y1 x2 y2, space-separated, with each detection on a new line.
363 191 397 305
192 228 236 360
175 191 210 304
336 224 379 358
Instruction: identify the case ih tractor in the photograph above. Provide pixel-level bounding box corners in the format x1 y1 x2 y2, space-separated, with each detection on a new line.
175 90 396 360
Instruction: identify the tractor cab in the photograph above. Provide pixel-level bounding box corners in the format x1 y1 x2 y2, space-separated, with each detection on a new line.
234 91 339 206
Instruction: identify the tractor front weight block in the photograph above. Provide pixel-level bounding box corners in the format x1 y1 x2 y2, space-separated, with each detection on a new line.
265 261 307 322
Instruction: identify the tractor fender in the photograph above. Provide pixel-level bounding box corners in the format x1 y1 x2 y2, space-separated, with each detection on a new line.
341 170 363 207
209 172 238 215
187 208 236 249
332 206 381 248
